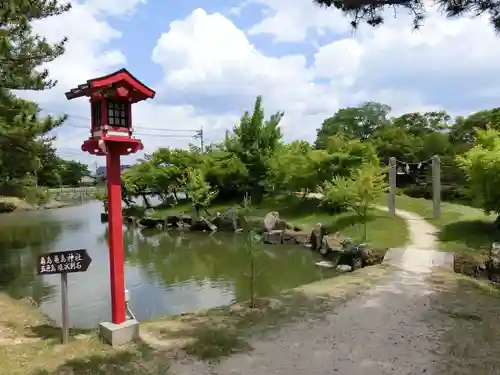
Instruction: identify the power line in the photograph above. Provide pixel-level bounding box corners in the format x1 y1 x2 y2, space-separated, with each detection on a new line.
1 106 201 133
53 121 200 139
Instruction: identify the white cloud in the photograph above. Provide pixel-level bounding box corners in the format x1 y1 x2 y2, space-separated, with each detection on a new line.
151 8 338 141
19 0 224 166
313 11 500 80
149 4 500 145
246 0 350 42
15 0 500 167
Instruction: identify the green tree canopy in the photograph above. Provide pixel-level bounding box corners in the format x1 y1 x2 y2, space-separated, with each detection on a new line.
0 0 71 197
458 128 500 215
315 102 391 148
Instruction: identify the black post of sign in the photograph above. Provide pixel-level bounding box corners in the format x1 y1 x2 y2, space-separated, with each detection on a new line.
61 272 69 344
37 249 92 344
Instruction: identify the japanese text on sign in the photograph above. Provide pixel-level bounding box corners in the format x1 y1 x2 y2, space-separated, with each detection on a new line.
37 249 91 275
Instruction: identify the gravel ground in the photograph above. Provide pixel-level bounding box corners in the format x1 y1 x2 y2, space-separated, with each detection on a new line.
169 208 454 375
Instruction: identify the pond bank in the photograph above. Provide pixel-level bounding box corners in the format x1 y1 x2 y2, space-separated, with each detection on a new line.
0 291 174 375
139 265 391 358
3 265 500 375
0 196 87 214
0 266 391 375
129 196 409 253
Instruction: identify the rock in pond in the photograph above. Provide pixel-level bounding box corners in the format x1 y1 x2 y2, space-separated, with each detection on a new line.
262 230 283 244
262 229 310 245
138 218 165 228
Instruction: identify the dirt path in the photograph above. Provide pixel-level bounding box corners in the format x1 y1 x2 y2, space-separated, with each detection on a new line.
168 209 458 374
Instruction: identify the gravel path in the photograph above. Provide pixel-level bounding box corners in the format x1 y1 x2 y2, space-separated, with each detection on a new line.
170 208 449 375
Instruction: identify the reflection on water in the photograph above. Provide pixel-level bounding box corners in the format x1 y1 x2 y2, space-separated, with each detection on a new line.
0 201 335 328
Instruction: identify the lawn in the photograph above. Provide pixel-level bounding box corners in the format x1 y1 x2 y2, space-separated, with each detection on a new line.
0 293 172 375
426 269 500 373
378 194 499 265
145 195 409 251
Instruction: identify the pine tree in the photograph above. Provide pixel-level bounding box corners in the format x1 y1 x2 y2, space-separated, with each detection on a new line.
313 0 500 32
0 0 71 197
1 0 71 90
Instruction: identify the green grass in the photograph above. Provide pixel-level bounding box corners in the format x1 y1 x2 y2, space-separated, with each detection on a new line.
378 194 499 264
427 270 500 373
146 195 409 251
148 201 237 219
0 293 172 375
284 209 408 251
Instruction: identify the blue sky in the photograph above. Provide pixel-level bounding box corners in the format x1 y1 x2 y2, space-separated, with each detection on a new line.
24 0 500 167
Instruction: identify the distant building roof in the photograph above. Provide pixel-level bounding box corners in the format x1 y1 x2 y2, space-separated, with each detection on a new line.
94 165 131 179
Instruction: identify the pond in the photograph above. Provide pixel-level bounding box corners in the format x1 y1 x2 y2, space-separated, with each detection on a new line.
0 201 337 329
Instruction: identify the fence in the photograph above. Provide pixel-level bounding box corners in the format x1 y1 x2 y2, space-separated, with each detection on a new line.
47 187 100 194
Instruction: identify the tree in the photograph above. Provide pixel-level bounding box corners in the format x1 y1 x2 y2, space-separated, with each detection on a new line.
226 95 283 201
450 108 500 145
0 0 70 197
58 159 89 186
203 149 248 201
319 163 387 240
182 168 218 218
323 134 380 179
315 102 391 148
267 141 319 195
37 145 62 187
457 128 500 216
392 111 450 137
121 161 159 208
1 0 71 90
149 147 202 200
313 0 500 33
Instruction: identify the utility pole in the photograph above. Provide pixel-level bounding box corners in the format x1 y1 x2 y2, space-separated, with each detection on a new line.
195 126 204 152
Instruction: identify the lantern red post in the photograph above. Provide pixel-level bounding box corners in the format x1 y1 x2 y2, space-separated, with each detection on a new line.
65 69 155 329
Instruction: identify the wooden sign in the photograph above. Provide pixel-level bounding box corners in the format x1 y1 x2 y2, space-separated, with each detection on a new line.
36 249 92 345
37 249 92 275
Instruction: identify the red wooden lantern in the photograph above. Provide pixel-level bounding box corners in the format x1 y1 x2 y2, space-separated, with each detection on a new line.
65 68 155 155
65 69 155 329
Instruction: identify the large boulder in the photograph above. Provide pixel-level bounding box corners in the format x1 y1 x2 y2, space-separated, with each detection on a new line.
282 230 310 245
166 214 192 228
264 211 279 231
487 242 500 282
138 218 165 228
263 211 292 232
262 230 283 244
322 240 375 271
309 223 327 251
320 233 343 254
211 208 240 231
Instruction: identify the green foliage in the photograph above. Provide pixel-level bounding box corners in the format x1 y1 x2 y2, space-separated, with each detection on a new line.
313 0 500 33
319 163 387 239
117 95 500 217
182 168 218 214
0 0 72 199
315 102 391 148
226 95 283 201
267 141 319 194
458 128 500 215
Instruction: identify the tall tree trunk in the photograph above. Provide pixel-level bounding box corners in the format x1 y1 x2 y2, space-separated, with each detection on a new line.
141 193 151 208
